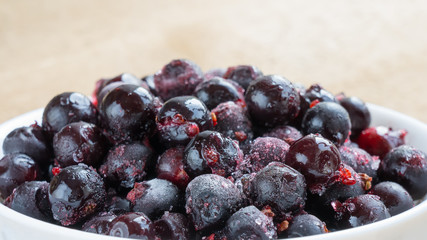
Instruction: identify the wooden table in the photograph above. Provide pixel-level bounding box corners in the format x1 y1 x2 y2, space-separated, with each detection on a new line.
1 0 426 123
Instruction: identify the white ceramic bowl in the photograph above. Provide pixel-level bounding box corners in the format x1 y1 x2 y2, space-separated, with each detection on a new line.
0 104 426 240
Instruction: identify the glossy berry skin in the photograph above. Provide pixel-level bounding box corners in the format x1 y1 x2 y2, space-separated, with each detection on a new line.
249 162 306 220
333 194 390 229
338 96 371 138
357 126 407 159
2 124 52 166
154 212 193 240
127 178 182 220
223 65 263 90
262 125 303 145
49 164 106 226
284 214 328 238
225 205 277 240
99 84 157 144
4 181 52 222
369 181 414 216
194 76 245 110
285 134 342 194
212 101 254 143
378 145 427 199
153 59 205 101
183 130 243 178
156 96 213 148
99 142 155 189
339 145 380 182
42 92 98 139
81 212 117 234
245 75 300 128
53 121 109 168
185 174 243 231
243 137 290 173
108 212 156 239
302 102 351 146
0 153 39 198
156 146 190 190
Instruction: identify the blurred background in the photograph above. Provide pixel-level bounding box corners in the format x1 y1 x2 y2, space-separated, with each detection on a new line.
1 0 426 123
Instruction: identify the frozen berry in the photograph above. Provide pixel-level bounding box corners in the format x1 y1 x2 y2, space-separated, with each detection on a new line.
338 96 371 138
183 130 243 178
262 125 302 145
243 137 290 173
156 96 213 148
127 179 182 220
245 75 300 128
250 162 306 220
4 181 52 221
284 214 328 238
156 146 190 190
108 212 156 239
223 65 263 90
99 142 155 189
153 59 205 101
53 121 108 168
49 164 106 226
357 126 407 159
0 153 39 198
378 145 427 199
302 101 351 146
194 77 245 110
204 68 226 81
99 84 157 143
154 212 193 240
42 92 98 139
185 174 243 231
339 145 380 183
2 124 52 166
285 134 341 194
82 212 117 234
225 205 277 240
369 181 414 216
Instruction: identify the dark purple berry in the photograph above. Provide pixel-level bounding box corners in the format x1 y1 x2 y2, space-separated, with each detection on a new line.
154 212 193 240
99 142 155 189
49 164 106 226
53 121 108 168
2 124 52 166
249 162 306 220
357 126 407 159
185 174 243 231
0 153 39 198
332 194 390 229
183 130 243 178
4 181 52 221
154 59 205 101
156 146 190 190
105 195 131 214
378 145 427 199
369 181 414 216
262 125 302 145
156 96 213 148
302 101 351 146
338 96 371 138
204 68 226 81
81 212 117 234
243 137 290 173
284 214 328 238
42 92 98 139
99 84 157 143
223 65 263 90
245 75 300 128
108 212 156 239
225 205 277 240
212 101 253 143
127 178 182 220
339 145 380 182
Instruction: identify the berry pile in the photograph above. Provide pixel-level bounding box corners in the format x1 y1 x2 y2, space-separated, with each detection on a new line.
1 59 426 239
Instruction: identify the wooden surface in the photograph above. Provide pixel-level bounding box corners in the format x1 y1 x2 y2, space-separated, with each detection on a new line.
1 0 426 123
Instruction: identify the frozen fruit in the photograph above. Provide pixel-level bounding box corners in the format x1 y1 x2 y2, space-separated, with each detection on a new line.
154 212 193 240
339 145 380 183
369 181 414 216
284 214 328 238
108 212 156 239
156 146 190 190
357 126 407 159
338 95 371 138
223 65 263 90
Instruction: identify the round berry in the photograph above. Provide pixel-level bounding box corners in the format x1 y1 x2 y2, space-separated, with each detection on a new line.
245 75 300 128
357 126 407 159
284 214 328 238
339 145 380 182
223 65 263 90
156 146 190 190
338 96 371 138
108 212 156 239
369 181 414 216
82 212 117 234
154 212 193 240
262 125 302 145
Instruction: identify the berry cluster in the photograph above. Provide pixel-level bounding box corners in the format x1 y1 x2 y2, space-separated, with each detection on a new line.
1 59 425 239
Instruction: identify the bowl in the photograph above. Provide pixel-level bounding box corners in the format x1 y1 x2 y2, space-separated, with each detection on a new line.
0 104 426 240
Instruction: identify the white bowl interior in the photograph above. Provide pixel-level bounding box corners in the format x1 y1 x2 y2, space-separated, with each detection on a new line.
0 104 426 240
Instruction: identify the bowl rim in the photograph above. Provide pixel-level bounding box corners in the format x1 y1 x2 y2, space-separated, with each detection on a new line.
0 104 426 240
